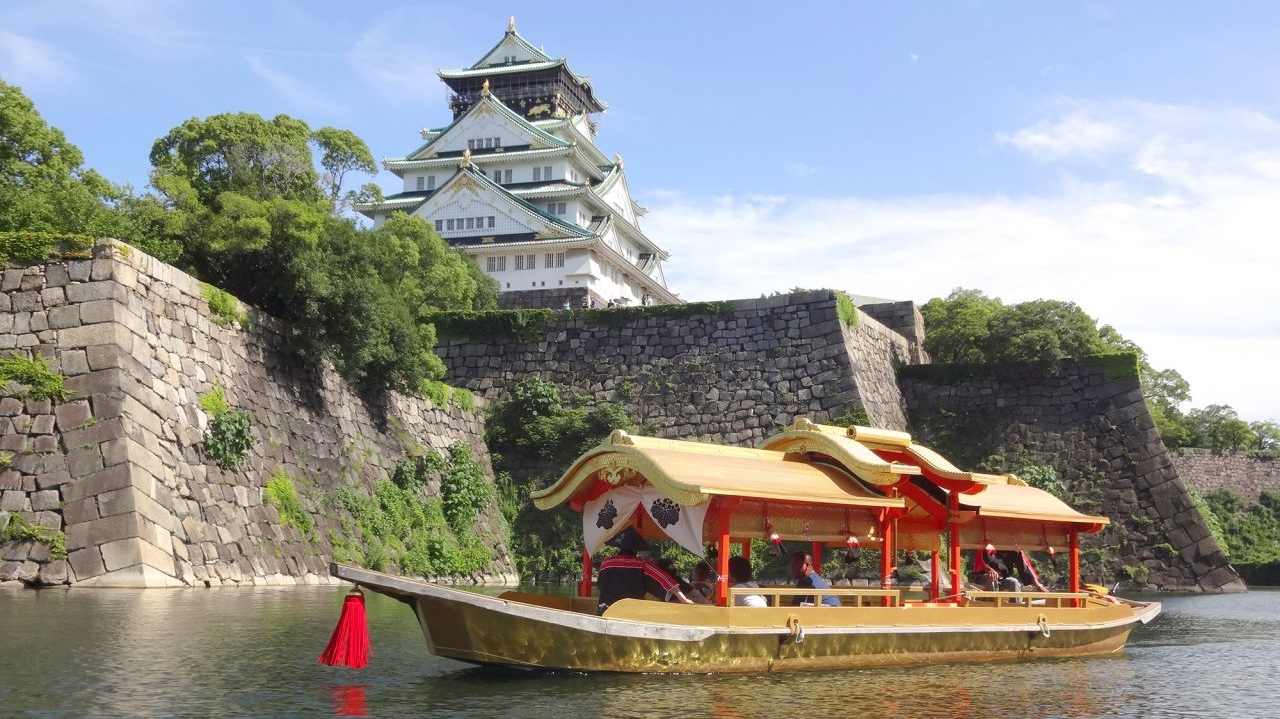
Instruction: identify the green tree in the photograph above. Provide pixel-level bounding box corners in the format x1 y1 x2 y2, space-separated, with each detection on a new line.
1187 405 1255 452
0 79 158 249
311 126 377 210
486 377 636 581
1250 421 1280 451
985 299 1107 363
920 288 1006 363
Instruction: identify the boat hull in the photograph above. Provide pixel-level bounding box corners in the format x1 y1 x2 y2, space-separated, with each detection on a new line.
332 565 1161 674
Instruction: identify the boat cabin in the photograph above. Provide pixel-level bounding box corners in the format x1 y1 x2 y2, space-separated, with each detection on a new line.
532 419 1110 608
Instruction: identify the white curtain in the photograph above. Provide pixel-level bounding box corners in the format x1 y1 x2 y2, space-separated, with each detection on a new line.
582 485 642 557
581 485 710 558
641 486 710 558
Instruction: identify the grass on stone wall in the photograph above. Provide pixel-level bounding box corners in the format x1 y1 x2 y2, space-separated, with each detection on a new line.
332 443 494 578
836 291 860 329
0 354 72 402
0 231 94 265
200 283 249 328
1 514 67 559
264 468 314 533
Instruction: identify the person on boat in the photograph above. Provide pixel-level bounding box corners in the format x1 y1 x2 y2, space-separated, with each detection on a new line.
596 527 696 614
790 551 840 607
653 558 711 604
689 561 717 600
727 556 768 607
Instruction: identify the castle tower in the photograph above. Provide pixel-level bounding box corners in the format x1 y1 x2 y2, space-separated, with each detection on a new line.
356 17 677 308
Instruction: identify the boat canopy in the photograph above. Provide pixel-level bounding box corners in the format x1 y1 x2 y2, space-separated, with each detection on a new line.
532 430 905 556
761 418 1019 490
760 418 1109 549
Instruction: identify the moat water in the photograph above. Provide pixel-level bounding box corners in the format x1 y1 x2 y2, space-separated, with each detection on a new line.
1 585 1276 718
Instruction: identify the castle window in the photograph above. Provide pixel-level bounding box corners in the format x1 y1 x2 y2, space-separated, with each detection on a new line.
416 176 425 190
547 202 566 215
543 165 553 180
427 176 436 190
533 167 542 181
435 220 443 232
545 252 565 268
488 216 496 228
446 219 455 231
486 257 495 272
515 254 525 270
526 254 536 269
496 256 506 271
493 137 502 148
499 169 512 184
465 217 475 230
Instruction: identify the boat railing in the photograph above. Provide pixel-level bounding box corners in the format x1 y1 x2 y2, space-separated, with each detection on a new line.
962 590 1095 608
731 586 902 607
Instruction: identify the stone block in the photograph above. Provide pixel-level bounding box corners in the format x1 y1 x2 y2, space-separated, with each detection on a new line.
60 417 124 451
30 489 60 511
57 322 133 351
63 496 100 525
0 397 22 416
1 491 26 511
79 299 117 325
67 546 105 580
47 301 81 327
86 344 122 370
98 484 175 530
54 400 92 431
61 463 138 503
40 286 66 307
38 559 69 585
59 349 89 376
30 414 56 434
66 446 105 478
45 264 70 287
100 536 175 575
65 512 147 551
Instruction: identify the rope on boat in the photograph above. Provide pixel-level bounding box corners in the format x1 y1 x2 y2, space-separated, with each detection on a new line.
1037 614 1051 639
785 614 806 644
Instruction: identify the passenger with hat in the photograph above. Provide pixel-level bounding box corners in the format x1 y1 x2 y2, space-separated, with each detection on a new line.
596 526 696 614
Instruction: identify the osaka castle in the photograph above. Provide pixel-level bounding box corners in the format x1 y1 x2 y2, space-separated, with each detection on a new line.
356 17 678 308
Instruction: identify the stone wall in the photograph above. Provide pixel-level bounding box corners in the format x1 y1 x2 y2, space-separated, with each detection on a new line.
899 359 1244 592
436 290 918 446
1173 451 1280 502
0 242 511 588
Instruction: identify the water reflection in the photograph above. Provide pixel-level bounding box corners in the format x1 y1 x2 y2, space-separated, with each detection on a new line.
1 587 1277 718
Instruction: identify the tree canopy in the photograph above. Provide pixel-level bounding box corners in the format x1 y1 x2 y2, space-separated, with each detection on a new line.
3 90 497 395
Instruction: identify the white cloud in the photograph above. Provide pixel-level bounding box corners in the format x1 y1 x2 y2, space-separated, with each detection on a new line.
245 55 343 116
0 31 76 88
648 99 1280 421
344 13 448 104
996 109 1125 160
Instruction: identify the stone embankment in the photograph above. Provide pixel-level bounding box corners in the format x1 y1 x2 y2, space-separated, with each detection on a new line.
1173 451 1280 502
1 243 1243 591
899 359 1244 592
1 241 512 587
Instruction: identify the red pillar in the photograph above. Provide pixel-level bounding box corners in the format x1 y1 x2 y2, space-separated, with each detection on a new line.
1069 529 1081 595
931 550 941 601
578 546 593 597
949 493 962 600
716 504 731 607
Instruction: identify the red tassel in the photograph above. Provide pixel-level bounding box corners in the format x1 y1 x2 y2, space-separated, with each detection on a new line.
319 590 371 669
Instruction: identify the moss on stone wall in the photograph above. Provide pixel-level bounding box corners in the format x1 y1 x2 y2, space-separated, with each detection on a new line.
0 231 94 265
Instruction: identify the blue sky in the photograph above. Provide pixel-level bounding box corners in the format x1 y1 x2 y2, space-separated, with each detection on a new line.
3 1 1278 422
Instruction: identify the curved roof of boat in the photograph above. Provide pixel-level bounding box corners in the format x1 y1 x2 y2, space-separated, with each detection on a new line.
531 430 905 512
761 418 1107 529
950 482 1109 528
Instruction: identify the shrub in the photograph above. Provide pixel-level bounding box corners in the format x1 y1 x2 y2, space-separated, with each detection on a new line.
199 385 255 470
201 283 248 327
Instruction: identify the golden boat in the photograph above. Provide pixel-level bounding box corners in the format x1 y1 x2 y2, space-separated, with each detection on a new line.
332 420 1160 673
